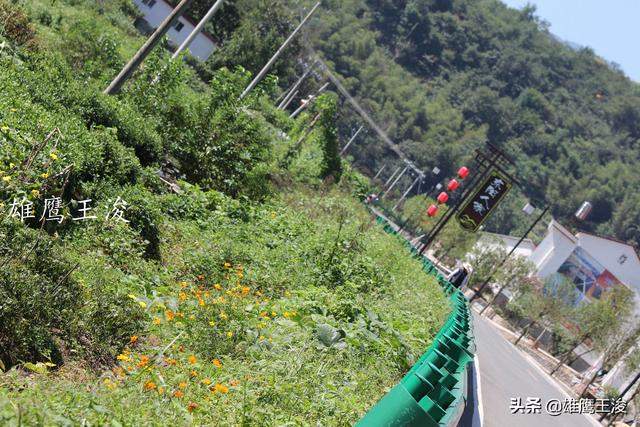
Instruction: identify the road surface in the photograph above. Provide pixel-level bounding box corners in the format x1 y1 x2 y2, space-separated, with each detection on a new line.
471 313 598 427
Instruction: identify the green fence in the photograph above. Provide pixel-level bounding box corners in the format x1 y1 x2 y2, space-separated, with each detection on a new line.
357 215 475 427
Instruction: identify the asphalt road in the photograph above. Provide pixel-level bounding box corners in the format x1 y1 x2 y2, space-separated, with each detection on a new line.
471 313 598 427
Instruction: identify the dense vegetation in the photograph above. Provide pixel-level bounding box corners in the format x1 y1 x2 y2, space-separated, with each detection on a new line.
190 0 640 246
0 0 449 423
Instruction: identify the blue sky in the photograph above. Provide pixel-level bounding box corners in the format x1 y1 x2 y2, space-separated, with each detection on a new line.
500 0 640 81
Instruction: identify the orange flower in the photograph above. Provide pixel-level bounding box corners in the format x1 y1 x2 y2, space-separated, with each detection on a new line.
229 379 239 387
197 275 205 281
212 383 229 394
144 381 156 391
137 355 150 368
188 355 197 365
173 390 184 398
198 298 205 307
241 286 250 296
165 310 175 321
187 402 198 412
129 335 138 344
164 358 177 366
212 359 222 368
190 370 198 378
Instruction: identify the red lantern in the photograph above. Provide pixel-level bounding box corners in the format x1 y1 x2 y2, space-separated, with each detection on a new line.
427 204 438 217
437 192 449 204
447 179 460 191
458 166 469 179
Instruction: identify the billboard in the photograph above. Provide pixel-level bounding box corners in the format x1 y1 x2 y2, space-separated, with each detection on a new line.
457 170 512 232
556 247 624 303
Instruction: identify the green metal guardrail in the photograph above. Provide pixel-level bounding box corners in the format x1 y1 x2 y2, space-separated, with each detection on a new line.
357 215 475 427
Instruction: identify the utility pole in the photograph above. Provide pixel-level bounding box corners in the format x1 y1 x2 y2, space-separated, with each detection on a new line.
392 175 421 211
383 166 401 188
104 0 194 95
340 126 364 155
277 61 317 109
373 164 387 180
290 81 330 118
171 0 224 60
240 1 321 99
381 166 407 199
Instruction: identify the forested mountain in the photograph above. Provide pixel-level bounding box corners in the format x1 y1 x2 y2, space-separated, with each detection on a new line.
192 0 640 246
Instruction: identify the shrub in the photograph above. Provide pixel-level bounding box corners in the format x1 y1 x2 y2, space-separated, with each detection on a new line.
0 0 36 46
314 93 342 183
169 67 272 196
0 218 144 368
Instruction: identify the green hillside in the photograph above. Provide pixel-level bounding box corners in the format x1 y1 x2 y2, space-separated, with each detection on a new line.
0 0 450 424
192 0 640 245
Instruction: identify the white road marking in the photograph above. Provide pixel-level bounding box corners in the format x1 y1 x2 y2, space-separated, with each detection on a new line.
474 354 485 426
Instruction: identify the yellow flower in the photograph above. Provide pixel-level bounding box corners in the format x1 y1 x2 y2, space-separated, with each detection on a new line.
116 354 130 362
128 294 137 300
179 281 188 288
283 311 290 318
138 301 147 309
223 262 231 269
190 370 198 378
40 172 49 179
103 378 117 390
201 378 212 386
198 298 205 307
157 386 165 395
49 152 58 161
226 331 233 338
212 359 222 368
214 283 222 291
179 292 187 301
212 383 229 394
178 381 187 389
129 335 138 344
144 381 156 391
188 355 197 365
219 312 228 320
30 189 40 198
153 317 161 325
2 176 11 183
0 125 9 133
271 311 277 317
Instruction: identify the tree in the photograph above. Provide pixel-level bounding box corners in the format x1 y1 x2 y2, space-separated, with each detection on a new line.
579 320 640 397
479 254 536 315
550 286 635 376
509 276 579 346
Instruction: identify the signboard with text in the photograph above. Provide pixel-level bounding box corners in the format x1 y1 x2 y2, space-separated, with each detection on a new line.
456 170 512 232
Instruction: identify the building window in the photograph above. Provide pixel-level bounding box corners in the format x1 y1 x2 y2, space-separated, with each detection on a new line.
173 21 184 32
141 0 156 7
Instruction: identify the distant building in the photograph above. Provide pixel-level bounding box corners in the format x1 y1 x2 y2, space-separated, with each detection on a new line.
473 232 536 259
132 0 216 61
529 220 640 310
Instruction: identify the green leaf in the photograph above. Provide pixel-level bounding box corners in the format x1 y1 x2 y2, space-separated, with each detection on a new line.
23 362 49 374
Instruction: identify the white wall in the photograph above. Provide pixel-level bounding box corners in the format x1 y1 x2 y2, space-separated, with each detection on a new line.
133 0 216 61
529 220 577 278
474 232 536 258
